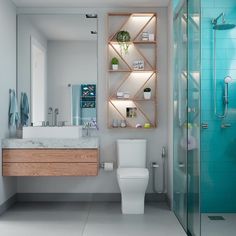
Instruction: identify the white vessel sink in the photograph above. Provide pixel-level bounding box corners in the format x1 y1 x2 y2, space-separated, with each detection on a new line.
23 126 82 139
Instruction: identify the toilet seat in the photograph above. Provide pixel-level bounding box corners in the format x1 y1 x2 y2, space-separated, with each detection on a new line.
117 168 149 179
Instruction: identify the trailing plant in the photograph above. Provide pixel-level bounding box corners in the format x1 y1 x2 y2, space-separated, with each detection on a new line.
116 31 131 54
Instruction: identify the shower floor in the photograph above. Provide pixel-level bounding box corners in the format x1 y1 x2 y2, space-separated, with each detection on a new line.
202 213 236 236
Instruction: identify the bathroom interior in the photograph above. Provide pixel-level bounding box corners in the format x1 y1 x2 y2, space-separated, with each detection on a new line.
0 0 236 235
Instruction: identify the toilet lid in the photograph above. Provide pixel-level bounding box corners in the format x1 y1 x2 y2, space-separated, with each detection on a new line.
117 168 149 179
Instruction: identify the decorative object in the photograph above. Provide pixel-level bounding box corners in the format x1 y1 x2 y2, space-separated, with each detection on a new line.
144 88 151 100
112 119 119 128
117 91 124 98
133 60 144 70
136 124 142 128
142 32 149 41
126 107 137 118
144 123 151 128
116 31 131 54
120 120 127 128
148 33 155 41
123 92 130 99
80 84 96 108
111 57 119 70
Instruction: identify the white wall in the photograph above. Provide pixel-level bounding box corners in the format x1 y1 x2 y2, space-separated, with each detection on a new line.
17 15 47 124
167 2 174 208
47 40 97 123
0 0 17 205
17 8 169 194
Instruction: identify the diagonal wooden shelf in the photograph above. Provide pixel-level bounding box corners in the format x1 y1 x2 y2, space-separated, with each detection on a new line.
108 12 158 129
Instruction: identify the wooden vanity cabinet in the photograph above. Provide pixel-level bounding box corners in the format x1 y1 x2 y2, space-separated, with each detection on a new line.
2 149 99 176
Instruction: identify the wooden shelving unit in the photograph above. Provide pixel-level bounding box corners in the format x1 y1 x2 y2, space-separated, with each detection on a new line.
107 12 158 129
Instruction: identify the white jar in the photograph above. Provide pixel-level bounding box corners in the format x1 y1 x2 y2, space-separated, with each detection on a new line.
112 64 118 70
144 92 151 100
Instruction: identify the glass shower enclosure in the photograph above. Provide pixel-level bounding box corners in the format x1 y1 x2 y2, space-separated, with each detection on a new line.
173 0 201 235
173 0 236 235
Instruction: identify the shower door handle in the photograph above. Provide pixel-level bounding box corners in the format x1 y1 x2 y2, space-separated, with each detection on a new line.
201 123 208 129
178 163 185 168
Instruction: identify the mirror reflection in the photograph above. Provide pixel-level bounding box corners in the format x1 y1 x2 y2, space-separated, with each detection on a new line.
17 14 97 126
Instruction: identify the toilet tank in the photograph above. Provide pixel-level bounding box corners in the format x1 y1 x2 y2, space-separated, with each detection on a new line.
117 139 147 168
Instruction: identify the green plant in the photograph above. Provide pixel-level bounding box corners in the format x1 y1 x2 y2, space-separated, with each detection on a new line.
144 88 151 92
111 57 119 65
116 31 131 54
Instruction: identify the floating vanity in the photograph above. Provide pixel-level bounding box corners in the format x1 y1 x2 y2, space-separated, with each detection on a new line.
2 138 99 177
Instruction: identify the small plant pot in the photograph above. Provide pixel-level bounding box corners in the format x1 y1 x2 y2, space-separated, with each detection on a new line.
112 64 118 70
144 92 151 100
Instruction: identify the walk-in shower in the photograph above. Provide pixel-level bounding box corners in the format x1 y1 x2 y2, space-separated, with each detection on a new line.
212 13 236 118
173 1 236 235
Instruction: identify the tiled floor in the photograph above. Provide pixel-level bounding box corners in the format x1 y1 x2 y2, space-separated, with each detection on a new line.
201 213 236 236
0 202 186 236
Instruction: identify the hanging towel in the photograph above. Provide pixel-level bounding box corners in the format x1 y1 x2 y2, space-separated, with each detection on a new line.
9 89 19 128
20 92 29 126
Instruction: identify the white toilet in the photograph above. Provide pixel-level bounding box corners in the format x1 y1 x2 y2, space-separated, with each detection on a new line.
116 139 149 214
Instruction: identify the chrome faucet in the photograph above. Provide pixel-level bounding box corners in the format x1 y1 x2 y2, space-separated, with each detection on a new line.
48 107 53 126
54 108 59 126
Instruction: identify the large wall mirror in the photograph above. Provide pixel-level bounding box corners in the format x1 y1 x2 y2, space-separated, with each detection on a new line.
17 14 98 127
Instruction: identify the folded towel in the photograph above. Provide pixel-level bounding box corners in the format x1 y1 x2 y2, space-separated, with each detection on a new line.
9 89 19 128
20 92 29 126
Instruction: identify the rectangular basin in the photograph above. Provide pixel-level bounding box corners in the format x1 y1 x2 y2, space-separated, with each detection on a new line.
23 126 82 139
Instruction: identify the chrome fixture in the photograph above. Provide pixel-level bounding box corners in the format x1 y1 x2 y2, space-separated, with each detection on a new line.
54 108 59 126
48 107 53 126
152 146 166 194
224 76 233 105
212 13 235 119
212 12 236 30
201 123 208 129
221 123 231 129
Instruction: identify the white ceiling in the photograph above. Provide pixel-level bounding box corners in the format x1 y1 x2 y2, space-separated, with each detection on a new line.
12 0 170 8
26 15 97 41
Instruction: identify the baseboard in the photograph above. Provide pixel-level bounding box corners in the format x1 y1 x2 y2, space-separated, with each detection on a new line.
0 194 17 215
17 193 167 202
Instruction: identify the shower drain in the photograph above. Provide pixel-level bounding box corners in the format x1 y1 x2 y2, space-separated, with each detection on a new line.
208 216 225 221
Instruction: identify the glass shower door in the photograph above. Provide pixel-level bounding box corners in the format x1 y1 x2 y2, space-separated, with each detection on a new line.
173 0 201 235
173 0 188 230
187 0 201 235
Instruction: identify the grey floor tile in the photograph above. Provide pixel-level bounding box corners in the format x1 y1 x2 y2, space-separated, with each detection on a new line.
201 213 236 236
0 202 90 236
0 202 186 236
83 202 186 236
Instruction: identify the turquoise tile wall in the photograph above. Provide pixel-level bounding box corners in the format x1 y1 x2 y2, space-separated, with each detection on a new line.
201 0 236 213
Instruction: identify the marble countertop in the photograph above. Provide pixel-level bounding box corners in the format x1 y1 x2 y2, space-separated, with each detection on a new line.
1 137 99 149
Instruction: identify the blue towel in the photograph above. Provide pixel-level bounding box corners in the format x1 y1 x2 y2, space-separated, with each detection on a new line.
20 92 29 126
9 89 19 127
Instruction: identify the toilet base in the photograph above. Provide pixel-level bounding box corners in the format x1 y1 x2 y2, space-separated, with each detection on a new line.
121 193 145 214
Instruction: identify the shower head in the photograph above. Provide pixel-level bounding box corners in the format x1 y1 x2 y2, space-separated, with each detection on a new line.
212 12 236 30
224 76 233 84
213 23 236 30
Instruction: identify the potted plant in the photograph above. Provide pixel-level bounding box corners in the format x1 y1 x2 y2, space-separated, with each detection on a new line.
116 31 131 54
144 88 151 100
111 57 119 70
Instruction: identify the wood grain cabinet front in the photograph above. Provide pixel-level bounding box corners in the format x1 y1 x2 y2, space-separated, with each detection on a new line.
2 149 99 177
